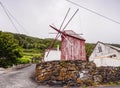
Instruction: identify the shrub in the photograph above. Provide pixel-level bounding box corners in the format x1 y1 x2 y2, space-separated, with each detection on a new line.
17 56 31 64
0 31 22 67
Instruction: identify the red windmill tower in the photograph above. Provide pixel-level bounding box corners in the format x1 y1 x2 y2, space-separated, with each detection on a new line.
45 8 86 61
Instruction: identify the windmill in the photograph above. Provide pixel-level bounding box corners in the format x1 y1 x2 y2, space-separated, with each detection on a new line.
44 8 86 61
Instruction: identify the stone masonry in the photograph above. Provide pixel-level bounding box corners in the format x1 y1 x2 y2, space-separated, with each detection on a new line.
36 60 120 87
36 60 102 87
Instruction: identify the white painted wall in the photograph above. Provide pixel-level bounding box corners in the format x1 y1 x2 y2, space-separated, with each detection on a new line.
44 50 61 61
89 42 120 67
93 57 120 67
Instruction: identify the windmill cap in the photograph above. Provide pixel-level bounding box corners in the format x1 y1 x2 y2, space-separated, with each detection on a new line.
63 30 85 41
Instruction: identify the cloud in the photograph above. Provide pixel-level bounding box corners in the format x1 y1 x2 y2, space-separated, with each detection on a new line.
0 0 120 44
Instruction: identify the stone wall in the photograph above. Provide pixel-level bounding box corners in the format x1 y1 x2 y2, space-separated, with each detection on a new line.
97 67 120 83
36 60 120 87
36 60 99 86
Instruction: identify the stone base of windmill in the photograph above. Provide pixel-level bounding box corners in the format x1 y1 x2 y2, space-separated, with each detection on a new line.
36 60 101 87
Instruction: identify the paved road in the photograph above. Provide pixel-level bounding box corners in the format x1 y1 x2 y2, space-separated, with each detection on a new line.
0 64 120 88
0 64 45 88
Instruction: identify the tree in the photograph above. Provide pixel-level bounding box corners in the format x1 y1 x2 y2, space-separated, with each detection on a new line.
0 31 22 67
85 43 95 60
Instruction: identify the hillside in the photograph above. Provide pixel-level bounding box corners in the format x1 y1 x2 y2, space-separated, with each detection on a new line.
5 32 61 52
0 31 61 67
2 31 120 59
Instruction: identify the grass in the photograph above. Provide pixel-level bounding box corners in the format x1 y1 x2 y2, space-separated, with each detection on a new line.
18 56 31 64
18 49 43 64
93 81 120 88
22 49 42 58
103 81 120 86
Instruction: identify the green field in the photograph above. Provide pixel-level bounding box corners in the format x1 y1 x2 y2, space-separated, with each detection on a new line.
18 49 43 64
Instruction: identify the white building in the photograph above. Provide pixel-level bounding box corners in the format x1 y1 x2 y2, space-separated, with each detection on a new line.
44 49 61 61
89 41 120 67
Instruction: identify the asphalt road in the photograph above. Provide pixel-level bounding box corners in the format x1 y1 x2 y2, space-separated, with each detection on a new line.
0 64 45 88
0 64 120 88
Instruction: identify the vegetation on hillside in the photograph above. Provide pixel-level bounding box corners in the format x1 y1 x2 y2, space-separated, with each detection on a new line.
0 31 22 67
110 44 120 48
13 33 61 52
85 43 95 60
0 31 120 67
0 31 61 67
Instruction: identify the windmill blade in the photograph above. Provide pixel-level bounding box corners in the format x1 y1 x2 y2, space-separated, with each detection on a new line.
46 8 71 57
55 9 79 39
50 25 64 34
62 34 72 46
62 9 79 30
49 8 71 43
52 8 70 44
50 25 73 46
45 25 65 57
59 8 71 30
46 9 79 57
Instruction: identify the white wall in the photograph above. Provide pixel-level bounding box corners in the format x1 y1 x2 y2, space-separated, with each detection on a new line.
44 50 61 61
89 42 120 67
89 43 117 61
93 58 120 67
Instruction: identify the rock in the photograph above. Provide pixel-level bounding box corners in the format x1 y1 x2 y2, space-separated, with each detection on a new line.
76 78 82 84
93 75 102 84
63 85 68 88
37 75 44 82
97 66 120 83
59 67 67 77
36 60 120 87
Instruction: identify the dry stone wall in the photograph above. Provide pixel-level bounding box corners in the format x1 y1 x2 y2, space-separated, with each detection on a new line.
36 60 99 86
36 60 120 87
97 67 120 83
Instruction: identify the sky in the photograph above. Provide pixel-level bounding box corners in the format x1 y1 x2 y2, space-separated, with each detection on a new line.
0 0 120 44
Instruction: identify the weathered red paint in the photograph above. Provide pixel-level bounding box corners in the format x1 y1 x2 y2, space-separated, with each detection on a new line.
61 30 86 61
49 25 86 61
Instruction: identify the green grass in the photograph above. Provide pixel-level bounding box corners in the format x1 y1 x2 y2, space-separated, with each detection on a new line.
18 49 43 64
22 49 42 57
18 56 31 64
99 81 120 87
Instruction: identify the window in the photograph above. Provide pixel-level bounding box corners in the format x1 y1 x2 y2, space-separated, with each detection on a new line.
109 54 116 58
98 46 102 53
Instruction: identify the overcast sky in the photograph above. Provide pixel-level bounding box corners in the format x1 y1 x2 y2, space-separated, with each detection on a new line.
0 0 120 44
